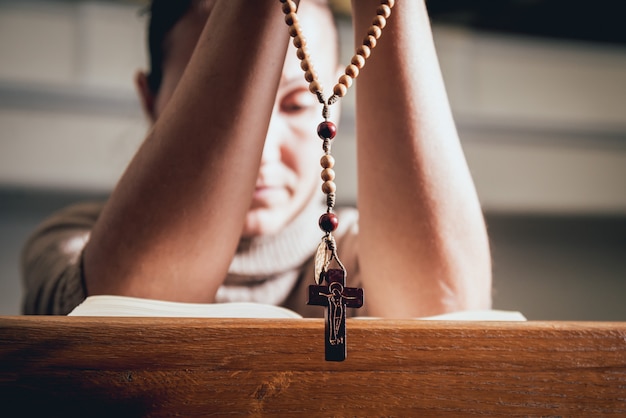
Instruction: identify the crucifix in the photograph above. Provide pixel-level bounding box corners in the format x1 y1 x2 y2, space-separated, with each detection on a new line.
308 268 363 361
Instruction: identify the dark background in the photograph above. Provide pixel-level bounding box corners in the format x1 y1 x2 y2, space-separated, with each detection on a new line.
427 0 626 46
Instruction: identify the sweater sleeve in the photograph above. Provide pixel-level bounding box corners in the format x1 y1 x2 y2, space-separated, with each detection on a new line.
21 202 103 315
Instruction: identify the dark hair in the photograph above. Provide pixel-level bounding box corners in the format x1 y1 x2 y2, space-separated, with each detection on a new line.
146 0 194 94
146 0 338 95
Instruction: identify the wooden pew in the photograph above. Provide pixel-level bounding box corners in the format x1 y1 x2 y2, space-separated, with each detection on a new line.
1 317 625 416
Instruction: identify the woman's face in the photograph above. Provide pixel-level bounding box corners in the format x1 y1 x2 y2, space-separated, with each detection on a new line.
143 1 339 238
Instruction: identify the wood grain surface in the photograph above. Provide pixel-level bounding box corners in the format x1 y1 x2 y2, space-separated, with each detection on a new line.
1 317 625 417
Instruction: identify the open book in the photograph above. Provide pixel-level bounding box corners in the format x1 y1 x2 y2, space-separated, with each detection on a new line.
69 295 526 321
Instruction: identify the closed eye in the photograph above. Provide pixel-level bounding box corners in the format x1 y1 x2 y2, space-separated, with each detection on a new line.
280 88 317 115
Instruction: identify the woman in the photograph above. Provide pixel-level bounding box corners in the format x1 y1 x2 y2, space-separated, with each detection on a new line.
22 0 491 317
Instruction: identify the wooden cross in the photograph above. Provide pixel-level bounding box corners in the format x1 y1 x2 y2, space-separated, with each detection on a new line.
308 268 363 361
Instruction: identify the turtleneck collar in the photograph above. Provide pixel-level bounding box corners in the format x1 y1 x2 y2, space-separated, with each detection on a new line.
227 196 326 279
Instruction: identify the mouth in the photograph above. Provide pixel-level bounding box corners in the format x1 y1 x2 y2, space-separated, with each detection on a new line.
251 185 288 206
253 185 272 195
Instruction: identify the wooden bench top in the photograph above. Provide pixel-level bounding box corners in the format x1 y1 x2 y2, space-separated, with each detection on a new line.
1 317 625 416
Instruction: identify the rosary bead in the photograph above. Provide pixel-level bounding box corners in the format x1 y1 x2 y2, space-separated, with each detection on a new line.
338 74 353 88
377 4 392 18
372 15 387 29
368 25 382 39
381 0 395 7
304 69 317 83
319 212 339 233
309 80 323 94
333 84 347 97
356 45 371 59
321 180 337 194
321 168 336 182
288 23 300 37
293 35 305 49
334 82 348 97
317 121 337 139
300 59 310 71
320 154 335 169
363 35 377 49
351 54 366 69
345 64 359 79
296 47 308 60
284 12 298 26
282 1 297 14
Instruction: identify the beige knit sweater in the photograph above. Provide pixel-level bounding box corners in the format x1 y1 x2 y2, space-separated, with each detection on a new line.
21 199 361 317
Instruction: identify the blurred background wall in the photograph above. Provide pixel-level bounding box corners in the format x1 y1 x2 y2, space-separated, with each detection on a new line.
0 0 625 318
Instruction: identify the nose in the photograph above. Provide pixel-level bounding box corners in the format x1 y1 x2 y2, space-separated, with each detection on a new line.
260 112 284 165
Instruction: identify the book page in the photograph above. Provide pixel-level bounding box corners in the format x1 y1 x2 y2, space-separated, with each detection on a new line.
68 295 303 318
69 296 525 321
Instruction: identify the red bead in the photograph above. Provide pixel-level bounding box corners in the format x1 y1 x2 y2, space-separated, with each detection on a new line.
319 213 339 232
317 121 337 139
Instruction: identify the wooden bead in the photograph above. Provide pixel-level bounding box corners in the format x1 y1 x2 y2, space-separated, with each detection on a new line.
309 80 323 94
282 1 296 14
377 4 392 18
372 15 387 29
285 12 298 26
321 181 337 194
321 168 335 182
285 12 299 26
368 25 382 39
317 121 337 139
338 74 352 88
363 35 377 49
320 154 335 169
381 0 395 7
293 35 306 49
351 54 366 69
333 84 347 97
288 23 300 38
304 69 317 83
300 59 311 71
356 45 371 59
319 212 338 233
345 64 359 79
296 47 308 60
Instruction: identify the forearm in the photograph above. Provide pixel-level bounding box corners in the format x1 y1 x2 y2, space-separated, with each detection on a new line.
352 0 491 316
84 0 290 301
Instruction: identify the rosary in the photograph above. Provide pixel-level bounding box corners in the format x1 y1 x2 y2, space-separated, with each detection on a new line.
280 0 394 361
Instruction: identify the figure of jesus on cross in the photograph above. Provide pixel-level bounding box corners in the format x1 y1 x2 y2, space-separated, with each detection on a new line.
308 268 363 361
